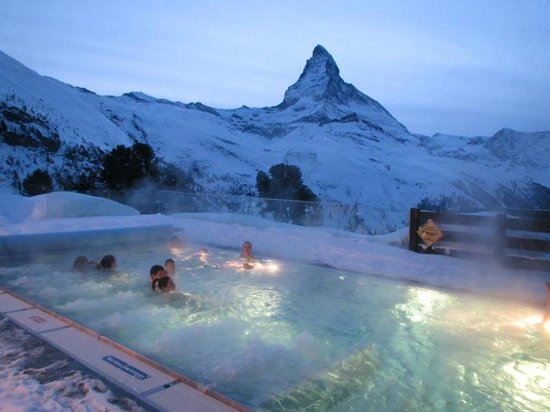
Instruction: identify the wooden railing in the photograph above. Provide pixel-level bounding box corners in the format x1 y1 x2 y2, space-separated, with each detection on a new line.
409 208 550 272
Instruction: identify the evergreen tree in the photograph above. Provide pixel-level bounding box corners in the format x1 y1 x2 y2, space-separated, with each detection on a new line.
256 163 321 225
100 143 157 192
22 169 53 196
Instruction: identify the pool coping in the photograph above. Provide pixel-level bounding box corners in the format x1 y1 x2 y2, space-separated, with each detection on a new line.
0 287 252 412
0 225 176 257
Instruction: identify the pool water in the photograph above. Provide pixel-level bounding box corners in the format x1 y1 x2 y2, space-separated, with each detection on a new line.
1 242 549 411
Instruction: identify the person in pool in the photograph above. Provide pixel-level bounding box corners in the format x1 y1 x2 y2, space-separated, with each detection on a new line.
71 256 96 273
150 265 165 288
156 275 176 293
169 235 185 253
241 241 255 260
150 264 175 293
240 241 255 269
165 258 176 276
97 255 117 272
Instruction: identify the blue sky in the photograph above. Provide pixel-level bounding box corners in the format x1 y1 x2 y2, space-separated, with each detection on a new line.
2 0 549 136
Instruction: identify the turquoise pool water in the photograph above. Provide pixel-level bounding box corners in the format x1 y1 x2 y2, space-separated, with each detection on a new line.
1 242 549 411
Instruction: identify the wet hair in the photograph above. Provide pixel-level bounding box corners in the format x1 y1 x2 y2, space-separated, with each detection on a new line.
72 256 89 272
97 255 116 271
150 264 165 278
165 258 175 266
150 264 166 291
241 241 254 259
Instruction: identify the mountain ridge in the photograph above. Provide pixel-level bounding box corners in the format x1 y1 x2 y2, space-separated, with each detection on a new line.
1 46 549 233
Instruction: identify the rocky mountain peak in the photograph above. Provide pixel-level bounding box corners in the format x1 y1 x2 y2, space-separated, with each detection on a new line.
281 45 343 107
280 46 391 111
278 45 407 135
308 44 341 80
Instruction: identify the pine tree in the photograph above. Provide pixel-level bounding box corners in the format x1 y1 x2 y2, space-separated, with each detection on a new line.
256 163 321 225
22 169 53 196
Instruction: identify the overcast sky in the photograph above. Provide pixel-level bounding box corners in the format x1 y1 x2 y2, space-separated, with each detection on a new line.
2 0 550 136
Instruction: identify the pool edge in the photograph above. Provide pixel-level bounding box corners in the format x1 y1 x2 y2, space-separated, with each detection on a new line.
0 287 253 412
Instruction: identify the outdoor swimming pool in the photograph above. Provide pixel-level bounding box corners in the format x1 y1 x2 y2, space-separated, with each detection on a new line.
0 242 549 411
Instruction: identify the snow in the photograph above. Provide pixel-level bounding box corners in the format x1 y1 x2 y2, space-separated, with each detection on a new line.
2 47 549 234
0 191 549 410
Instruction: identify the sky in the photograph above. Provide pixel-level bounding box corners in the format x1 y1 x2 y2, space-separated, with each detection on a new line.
1 0 550 137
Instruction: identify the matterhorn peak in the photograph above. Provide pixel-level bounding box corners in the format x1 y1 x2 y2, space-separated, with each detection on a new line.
278 45 408 136
281 45 343 107
281 45 385 111
312 44 329 56
309 44 340 77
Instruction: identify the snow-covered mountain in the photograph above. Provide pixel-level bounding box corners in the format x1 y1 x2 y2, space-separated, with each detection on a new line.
1 45 549 232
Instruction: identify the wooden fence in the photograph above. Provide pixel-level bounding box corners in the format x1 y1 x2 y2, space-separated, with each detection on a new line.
408 208 550 272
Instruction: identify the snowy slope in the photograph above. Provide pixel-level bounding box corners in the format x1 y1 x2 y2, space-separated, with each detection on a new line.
1 46 549 232
0 50 131 149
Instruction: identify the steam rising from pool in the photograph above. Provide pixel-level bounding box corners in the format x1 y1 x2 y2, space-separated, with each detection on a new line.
1 242 548 411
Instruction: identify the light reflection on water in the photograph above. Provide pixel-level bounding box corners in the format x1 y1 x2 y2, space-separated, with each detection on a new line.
0 242 549 411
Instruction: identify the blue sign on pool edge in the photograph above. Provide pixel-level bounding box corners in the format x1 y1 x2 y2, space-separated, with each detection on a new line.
103 355 150 380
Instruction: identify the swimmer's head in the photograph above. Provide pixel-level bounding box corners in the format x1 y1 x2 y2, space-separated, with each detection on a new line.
72 256 89 272
241 241 253 259
164 258 175 275
150 264 166 279
98 255 116 271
